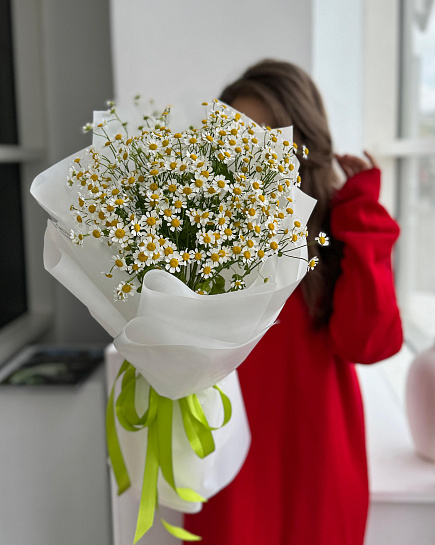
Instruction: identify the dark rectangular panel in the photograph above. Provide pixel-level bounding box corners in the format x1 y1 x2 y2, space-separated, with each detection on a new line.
0 0 18 144
0 163 27 328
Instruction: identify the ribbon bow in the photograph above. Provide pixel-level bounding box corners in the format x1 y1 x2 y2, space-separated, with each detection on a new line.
106 360 232 543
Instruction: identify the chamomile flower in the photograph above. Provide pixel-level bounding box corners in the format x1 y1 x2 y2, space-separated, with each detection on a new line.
200 262 214 279
308 256 319 270
109 222 131 247
230 278 246 291
142 211 162 230
165 253 182 273
114 281 136 302
141 235 162 258
70 229 85 245
315 232 330 246
197 230 215 246
111 254 128 271
133 247 150 269
212 175 229 193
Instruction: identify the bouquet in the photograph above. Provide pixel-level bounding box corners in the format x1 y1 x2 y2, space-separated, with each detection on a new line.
31 99 320 543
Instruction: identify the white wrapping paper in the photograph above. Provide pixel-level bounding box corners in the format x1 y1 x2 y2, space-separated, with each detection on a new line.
30 105 316 513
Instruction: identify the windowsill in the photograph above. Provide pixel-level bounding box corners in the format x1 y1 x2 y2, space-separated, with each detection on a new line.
356 346 435 504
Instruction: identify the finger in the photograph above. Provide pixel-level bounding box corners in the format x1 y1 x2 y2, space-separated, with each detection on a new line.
363 150 379 168
339 161 354 179
341 155 370 173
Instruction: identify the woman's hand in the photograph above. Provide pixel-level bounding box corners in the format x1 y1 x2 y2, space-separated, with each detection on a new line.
334 151 379 180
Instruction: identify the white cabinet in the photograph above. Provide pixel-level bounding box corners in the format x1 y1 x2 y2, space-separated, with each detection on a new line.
0 353 112 545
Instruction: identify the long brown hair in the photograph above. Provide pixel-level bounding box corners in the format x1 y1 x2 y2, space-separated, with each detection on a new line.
220 59 343 328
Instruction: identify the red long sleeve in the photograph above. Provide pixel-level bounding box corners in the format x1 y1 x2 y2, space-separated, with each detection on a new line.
328 167 403 363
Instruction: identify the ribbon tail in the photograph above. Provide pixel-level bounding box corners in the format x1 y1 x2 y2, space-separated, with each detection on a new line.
106 360 131 495
133 418 159 544
160 516 202 541
158 393 207 503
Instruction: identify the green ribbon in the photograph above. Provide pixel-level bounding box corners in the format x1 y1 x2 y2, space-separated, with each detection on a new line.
106 360 232 543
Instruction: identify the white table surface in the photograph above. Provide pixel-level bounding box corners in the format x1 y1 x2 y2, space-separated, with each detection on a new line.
356 344 435 504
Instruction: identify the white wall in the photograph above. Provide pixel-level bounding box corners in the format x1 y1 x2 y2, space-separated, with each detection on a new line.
312 0 364 154
110 0 313 118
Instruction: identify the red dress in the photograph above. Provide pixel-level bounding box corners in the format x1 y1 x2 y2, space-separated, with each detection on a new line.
184 168 403 545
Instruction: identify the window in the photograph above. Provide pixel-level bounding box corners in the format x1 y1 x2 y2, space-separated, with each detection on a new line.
396 0 435 350
0 0 50 364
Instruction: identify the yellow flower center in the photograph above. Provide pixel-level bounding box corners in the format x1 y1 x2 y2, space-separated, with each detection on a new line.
115 259 123 267
257 249 265 258
115 228 125 239
210 253 220 262
92 230 100 238
146 217 156 226
243 250 251 259
138 252 147 262
147 242 156 251
169 258 179 268
203 266 212 275
122 284 132 293
194 252 202 260
270 241 278 250
232 246 241 255
203 234 212 244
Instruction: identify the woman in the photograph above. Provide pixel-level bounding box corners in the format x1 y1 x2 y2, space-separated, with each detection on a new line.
184 60 403 545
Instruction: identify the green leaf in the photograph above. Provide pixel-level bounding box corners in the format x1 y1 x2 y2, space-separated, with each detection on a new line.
195 281 211 293
210 275 225 295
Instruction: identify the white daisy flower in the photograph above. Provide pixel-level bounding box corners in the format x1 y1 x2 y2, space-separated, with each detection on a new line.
111 254 127 271
308 256 319 270
141 235 162 258
70 229 85 245
196 229 215 246
161 239 177 258
109 222 131 247
114 281 136 302
168 216 183 232
165 253 182 273
200 262 214 279
132 247 150 269
230 278 246 291
212 175 229 193
220 226 235 241
180 250 193 266
315 232 330 246
142 211 162 231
